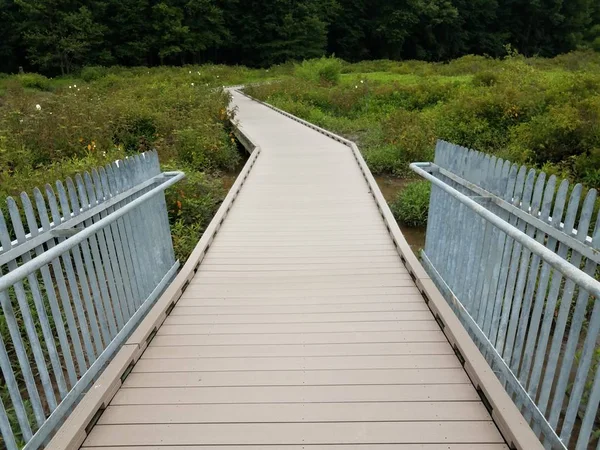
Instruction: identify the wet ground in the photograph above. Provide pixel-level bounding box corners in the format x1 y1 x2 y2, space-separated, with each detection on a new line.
374 175 426 256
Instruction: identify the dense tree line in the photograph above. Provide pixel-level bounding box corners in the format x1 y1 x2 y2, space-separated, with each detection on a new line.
1 0 599 74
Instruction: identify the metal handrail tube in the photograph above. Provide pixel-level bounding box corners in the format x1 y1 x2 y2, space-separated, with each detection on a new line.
0 171 184 293
410 162 600 300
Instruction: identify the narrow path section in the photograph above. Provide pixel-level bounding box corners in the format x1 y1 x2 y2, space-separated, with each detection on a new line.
82 90 508 448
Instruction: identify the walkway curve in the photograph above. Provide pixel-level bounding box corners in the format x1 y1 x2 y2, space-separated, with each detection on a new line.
49 89 542 450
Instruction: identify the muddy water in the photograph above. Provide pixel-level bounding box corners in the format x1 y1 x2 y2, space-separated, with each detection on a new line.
374 175 427 256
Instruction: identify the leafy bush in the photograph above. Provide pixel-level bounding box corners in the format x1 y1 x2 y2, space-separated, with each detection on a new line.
390 181 431 228
472 71 499 87
15 73 52 91
295 57 343 85
80 66 108 81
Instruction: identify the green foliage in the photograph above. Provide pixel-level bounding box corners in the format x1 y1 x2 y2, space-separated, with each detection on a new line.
472 71 498 87
390 181 431 227
249 51 600 189
295 57 343 85
80 66 108 81
1 0 599 74
14 73 52 91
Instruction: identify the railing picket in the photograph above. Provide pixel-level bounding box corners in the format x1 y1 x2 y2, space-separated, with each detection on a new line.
538 187 593 423
3 200 58 411
513 175 556 388
66 177 110 349
489 165 526 345
53 180 98 363
550 191 598 438
496 168 536 354
106 162 138 317
503 172 546 367
23 190 79 389
74 173 117 340
86 170 125 331
98 166 133 323
0 213 46 427
0 395 18 450
12 194 70 399
0 331 32 441
575 356 600 449
40 186 88 375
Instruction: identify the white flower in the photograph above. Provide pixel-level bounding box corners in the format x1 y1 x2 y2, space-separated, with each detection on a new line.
197 71 200 75
355 85 358 89
19 119 23 123
77 88 80 91
73 84 76 88
189 70 191 74
35 104 41 111
191 82 194 86
360 80 364 83
69 85 72 89
216 75 219 78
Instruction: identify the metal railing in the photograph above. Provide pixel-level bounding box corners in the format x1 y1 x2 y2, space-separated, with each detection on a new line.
411 141 600 450
0 151 183 450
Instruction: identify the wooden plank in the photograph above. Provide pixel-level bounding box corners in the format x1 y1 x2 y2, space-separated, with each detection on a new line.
98 401 488 424
83 422 504 446
122 367 469 387
180 286 421 297
156 321 441 335
151 330 448 345
192 264 410 272
191 274 411 284
112 384 480 405
131 355 462 372
84 445 510 450
176 294 423 305
141 342 454 358
170 302 430 314
162 311 434 325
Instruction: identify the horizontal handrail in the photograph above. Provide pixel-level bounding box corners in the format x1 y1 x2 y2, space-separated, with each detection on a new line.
411 162 600 300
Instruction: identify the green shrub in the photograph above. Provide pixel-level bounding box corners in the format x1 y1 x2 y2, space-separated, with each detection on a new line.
80 66 108 81
15 73 52 91
472 71 499 87
390 181 431 228
164 166 224 261
295 57 343 85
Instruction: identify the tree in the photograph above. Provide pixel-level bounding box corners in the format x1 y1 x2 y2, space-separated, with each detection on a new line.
16 0 106 74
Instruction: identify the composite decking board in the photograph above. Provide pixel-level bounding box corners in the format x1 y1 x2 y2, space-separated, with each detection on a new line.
111 384 480 405
169 302 430 313
83 422 504 446
130 355 463 372
122 368 469 387
151 331 449 345
83 446 510 450
140 342 454 358
82 90 505 448
155 321 447 335
98 402 488 424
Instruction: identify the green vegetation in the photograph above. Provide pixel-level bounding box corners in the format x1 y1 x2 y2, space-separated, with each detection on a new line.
1 0 600 74
390 181 431 228
0 65 278 262
247 52 600 189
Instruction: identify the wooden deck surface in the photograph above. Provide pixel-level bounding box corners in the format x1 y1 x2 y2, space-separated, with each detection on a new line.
82 90 508 449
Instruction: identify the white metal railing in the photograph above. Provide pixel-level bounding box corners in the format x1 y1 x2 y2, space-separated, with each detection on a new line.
0 151 182 449
412 140 600 450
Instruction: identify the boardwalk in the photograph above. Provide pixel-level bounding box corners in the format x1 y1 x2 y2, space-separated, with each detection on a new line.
81 90 509 448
